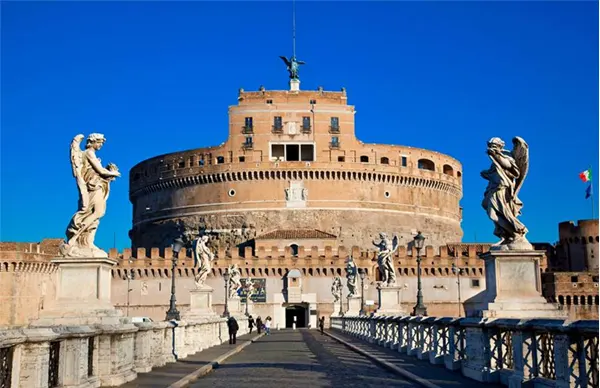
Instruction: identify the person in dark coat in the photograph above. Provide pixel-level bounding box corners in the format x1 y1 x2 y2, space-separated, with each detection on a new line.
256 316 263 334
248 316 255 334
227 316 239 344
319 316 325 334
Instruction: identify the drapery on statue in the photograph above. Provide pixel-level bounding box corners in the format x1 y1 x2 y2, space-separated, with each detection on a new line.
243 277 255 299
279 55 305 80
346 256 358 297
228 264 242 299
331 276 342 303
192 235 214 288
60 134 121 258
373 232 399 286
481 137 532 251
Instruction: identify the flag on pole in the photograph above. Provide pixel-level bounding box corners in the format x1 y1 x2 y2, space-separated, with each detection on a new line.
579 168 592 183
586 184 593 199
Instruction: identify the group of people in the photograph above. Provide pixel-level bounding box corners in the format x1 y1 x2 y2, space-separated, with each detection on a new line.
227 315 274 344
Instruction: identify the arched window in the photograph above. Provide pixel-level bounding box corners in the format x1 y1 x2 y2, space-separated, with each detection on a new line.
417 158 435 171
380 157 389 165
290 244 299 256
360 155 369 163
443 164 454 176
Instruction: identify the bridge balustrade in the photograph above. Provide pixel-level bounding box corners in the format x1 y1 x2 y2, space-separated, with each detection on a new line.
331 315 598 388
0 317 249 388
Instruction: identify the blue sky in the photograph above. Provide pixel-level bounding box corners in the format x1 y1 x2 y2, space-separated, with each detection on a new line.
1 1 598 251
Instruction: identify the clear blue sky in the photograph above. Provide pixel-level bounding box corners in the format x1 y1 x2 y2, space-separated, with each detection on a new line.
1 1 598 251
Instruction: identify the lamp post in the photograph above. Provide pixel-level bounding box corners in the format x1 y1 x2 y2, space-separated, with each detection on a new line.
165 237 184 321
126 259 133 317
244 279 252 317
359 268 366 316
223 271 230 318
339 283 344 316
451 262 464 317
412 231 428 317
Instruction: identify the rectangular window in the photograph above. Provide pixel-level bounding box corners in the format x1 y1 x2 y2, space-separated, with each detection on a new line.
273 116 283 129
302 116 311 130
266 99 273 104
338 156 345 162
245 136 253 146
286 144 300 161
271 144 285 161
331 136 340 147
238 156 246 162
401 156 407 167
309 99 316 105
471 279 480 288
330 117 339 131
300 144 314 161
244 117 253 129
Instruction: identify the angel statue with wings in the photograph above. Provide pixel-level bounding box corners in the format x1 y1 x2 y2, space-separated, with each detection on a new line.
331 276 342 303
279 55 305 80
227 264 242 299
481 137 532 250
373 232 399 286
192 235 215 288
346 256 358 297
60 134 121 258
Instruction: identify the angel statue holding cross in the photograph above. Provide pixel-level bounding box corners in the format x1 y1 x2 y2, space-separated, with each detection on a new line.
373 233 399 286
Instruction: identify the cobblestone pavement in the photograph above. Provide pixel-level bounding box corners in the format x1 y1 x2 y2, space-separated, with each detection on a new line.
191 329 420 387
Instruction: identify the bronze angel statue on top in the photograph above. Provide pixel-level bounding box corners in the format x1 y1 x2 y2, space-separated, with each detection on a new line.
279 55 305 80
60 133 121 258
373 233 399 286
481 136 532 250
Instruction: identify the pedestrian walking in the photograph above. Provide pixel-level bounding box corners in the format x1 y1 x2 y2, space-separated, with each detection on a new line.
256 316 263 334
319 316 325 335
248 315 255 334
264 316 271 335
227 316 239 344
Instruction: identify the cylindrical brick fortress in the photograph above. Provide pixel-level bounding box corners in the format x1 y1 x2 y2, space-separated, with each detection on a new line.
129 87 464 250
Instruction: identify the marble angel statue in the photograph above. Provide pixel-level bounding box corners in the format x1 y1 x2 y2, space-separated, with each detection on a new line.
244 277 255 299
331 276 342 303
481 137 532 250
373 232 399 286
228 264 242 299
192 235 215 288
60 133 121 258
345 256 358 297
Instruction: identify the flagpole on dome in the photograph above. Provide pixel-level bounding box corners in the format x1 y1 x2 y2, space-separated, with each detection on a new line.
590 165 595 219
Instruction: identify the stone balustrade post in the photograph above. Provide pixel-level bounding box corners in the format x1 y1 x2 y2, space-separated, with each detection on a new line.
552 333 574 388
368 318 376 343
407 318 420 356
444 320 462 371
132 323 153 373
461 318 495 383
397 317 409 354
430 322 441 364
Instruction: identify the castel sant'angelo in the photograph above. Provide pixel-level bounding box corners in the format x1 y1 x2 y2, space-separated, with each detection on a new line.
128 65 463 253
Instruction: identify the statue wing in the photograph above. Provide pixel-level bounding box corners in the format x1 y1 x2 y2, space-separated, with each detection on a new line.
192 238 199 267
70 134 88 207
297 60 306 65
279 56 291 67
511 136 529 197
392 235 399 252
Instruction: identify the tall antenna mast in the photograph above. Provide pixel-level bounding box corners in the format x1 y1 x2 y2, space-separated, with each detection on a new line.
292 0 296 58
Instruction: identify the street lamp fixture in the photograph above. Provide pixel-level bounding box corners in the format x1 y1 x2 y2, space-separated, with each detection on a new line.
451 262 464 317
244 279 252 317
223 270 231 318
165 237 185 321
359 268 366 316
412 231 428 317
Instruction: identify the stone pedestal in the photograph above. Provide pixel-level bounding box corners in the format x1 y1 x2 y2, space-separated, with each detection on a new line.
375 285 407 316
346 296 362 316
227 297 243 317
290 79 300 91
330 301 342 317
182 286 218 321
31 256 126 326
465 250 567 319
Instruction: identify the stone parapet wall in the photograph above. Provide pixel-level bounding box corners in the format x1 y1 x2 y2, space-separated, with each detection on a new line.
0 317 249 388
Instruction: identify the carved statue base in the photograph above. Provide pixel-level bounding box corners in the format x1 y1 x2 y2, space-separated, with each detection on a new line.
182 286 218 321
59 242 108 258
464 250 567 319
30 256 128 326
227 297 243 317
346 296 362 316
374 284 407 316
489 236 533 251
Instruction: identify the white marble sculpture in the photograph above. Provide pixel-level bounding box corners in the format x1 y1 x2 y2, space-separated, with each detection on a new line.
244 277 255 298
373 232 399 286
346 256 358 297
60 134 121 258
192 235 215 288
228 264 242 299
331 276 342 302
481 137 533 250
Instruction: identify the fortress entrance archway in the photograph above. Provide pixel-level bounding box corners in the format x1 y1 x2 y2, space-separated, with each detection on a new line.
285 304 307 328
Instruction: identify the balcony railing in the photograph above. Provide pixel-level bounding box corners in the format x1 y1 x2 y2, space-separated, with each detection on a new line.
301 125 311 134
329 126 340 134
242 142 253 150
242 126 253 134
329 141 341 149
272 126 283 134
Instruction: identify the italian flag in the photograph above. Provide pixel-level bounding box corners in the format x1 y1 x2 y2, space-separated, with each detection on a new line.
579 168 592 183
